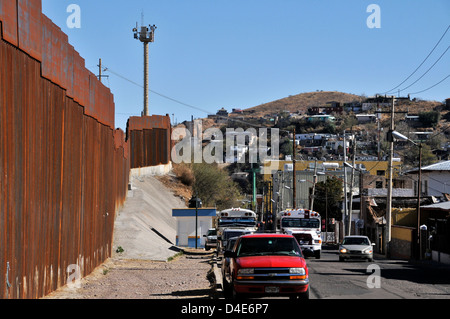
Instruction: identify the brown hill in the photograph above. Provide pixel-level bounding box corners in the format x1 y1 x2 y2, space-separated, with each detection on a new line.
242 91 363 116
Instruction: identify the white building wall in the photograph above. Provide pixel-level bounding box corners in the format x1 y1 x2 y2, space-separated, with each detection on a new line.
425 172 450 196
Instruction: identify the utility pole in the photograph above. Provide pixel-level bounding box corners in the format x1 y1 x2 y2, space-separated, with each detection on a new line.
386 96 395 257
99 58 102 82
195 192 199 249
343 132 349 236
97 59 109 83
292 129 296 209
247 164 260 212
417 143 423 259
349 132 356 235
310 159 318 211
133 22 157 116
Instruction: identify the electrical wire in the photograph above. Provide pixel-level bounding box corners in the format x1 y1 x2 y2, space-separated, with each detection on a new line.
408 72 450 95
397 44 450 93
383 24 450 95
102 65 291 132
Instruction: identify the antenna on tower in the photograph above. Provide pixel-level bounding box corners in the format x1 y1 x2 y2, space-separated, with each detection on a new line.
133 15 157 117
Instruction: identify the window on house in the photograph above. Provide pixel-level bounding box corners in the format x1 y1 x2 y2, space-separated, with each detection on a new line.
376 181 383 189
377 170 385 176
393 179 406 188
423 180 428 196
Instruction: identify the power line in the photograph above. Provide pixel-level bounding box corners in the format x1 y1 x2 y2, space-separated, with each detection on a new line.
104 66 211 114
383 24 450 94
398 44 450 93
408 72 450 95
102 66 279 130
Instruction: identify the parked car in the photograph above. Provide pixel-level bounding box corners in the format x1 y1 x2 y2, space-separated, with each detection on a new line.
339 235 375 262
224 233 309 299
218 228 253 255
221 236 239 295
203 228 217 251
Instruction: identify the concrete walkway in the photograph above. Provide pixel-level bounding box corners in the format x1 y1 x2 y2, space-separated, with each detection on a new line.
112 174 186 261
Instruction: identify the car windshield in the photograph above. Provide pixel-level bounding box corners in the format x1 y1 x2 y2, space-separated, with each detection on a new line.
236 237 303 257
342 237 370 245
226 238 237 250
207 229 217 236
218 218 256 228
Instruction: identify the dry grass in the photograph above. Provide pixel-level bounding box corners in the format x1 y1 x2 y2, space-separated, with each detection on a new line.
155 163 194 206
243 91 363 116
172 163 194 187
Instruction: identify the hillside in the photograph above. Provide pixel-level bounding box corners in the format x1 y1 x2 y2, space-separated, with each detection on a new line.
224 91 444 119
241 91 363 117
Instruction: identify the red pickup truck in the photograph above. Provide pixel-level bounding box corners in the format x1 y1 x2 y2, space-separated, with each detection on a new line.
223 233 310 299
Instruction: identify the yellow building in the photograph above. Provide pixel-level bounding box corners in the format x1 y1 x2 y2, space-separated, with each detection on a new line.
262 160 402 181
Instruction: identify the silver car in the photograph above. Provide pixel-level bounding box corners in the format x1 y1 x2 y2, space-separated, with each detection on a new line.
339 235 375 262
204 228 217 251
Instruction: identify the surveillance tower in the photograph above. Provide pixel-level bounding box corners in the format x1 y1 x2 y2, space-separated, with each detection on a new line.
133 22 157 116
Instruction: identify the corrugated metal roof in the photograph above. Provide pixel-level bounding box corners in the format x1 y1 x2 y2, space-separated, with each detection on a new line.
421 160 450 171
421 201 450 211
406 160 450 174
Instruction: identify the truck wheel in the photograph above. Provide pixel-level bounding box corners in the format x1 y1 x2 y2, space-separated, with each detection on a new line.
300 287 310 299
222 279 232 298
232 288 242 300
314 250 321 259
292 287 309 300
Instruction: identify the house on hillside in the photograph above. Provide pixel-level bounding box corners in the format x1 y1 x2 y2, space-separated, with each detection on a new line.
296 133 328 147
362 96 391 111
308 102 343 115
404 114 421 127
207 108 229 123
355 114 377 124
306 115 336 123
216 108 228 117
405 160 450 198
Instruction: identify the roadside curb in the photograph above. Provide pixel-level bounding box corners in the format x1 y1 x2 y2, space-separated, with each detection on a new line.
207 254 223 299
180 247 214 256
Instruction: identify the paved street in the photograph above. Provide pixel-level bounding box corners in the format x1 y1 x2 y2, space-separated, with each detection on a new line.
215 245 450 299
307 245 450 299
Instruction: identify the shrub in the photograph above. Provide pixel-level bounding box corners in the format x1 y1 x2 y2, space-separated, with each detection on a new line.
173 163 195 186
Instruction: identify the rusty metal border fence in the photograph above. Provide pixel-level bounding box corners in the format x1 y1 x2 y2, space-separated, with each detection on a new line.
0 0 130 299
127 115 172 169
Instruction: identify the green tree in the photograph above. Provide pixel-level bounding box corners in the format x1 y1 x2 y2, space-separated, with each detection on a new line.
280 137 293 157
313 177 343 221
418 111 440 128
339 112 357 131
404 143 436 167
192 162 241 210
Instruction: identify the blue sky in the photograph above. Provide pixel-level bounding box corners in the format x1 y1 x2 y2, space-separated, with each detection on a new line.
42 0 450 131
